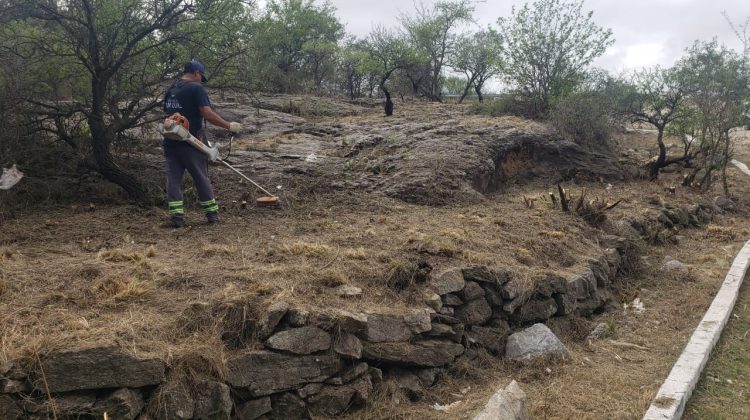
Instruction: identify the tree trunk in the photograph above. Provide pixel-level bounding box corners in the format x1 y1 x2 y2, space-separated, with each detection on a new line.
89 81 149 204
89 117 149 204
458 82 471 104
649 127 666 180
474 84 483 102
383 87 394 116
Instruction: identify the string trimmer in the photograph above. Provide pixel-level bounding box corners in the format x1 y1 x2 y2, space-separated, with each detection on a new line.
159 114 279 207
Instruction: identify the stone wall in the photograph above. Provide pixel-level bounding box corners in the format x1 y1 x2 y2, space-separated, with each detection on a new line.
0 203 713 420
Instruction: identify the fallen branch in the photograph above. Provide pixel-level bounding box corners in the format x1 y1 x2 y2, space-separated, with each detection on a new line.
608 340 651 351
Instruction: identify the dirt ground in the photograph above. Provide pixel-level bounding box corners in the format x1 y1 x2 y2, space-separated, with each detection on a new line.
2 98 750 419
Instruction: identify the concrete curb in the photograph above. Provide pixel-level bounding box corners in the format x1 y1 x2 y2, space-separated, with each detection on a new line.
643 240 750 420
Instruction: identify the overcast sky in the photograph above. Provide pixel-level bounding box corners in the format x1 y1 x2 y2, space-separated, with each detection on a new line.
263 0 750 73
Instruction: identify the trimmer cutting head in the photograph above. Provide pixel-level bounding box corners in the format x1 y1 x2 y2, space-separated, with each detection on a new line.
256 196 280 207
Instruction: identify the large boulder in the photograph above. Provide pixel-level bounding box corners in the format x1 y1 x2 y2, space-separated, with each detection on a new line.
38 347 165 393
265 326 331 355
473 380 528 420
226 351 341 396
505 324 569 362
362 340 464 367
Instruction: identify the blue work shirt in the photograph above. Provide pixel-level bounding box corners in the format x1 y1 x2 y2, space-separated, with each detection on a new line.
163 79 211 138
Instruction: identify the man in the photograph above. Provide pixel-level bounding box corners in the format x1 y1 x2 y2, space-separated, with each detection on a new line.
162 59 241 227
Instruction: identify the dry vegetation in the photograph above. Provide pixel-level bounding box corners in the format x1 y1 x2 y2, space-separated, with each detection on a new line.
2 101 750 418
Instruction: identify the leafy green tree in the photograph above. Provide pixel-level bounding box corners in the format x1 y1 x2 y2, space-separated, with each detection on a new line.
450 28 503 103
497 0 613 116
626 67 686 179
675 41 749 194
441 75 465 96
338 39 378 99
251 0 343 92
1 0 251 203
401 0 474 101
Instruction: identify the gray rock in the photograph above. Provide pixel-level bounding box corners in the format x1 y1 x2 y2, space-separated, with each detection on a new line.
439 306 455 315
93 388 144 420
333 284 362 298
388 368 422 395
661 258 689 276
713 196 735 211
431 268 465 295
442 293 464 306
362 340 464 367
350 374 374 402
586 322 610 341
430 313 461 325
326 362 369 385
455 298 492 325
588 255 611 288
333 332 363 359
511 297 558 324
323 309 367 333
265 326 331 355
473 380 528 420
460 281 486 301
481 283 504 306
424 293 443 311
193 380 232 420
226 351 341 396
426 323 463 343
297 383 323 399
463 266 512 285
535 274 567 297
553 293 577 316
500 278 528 300
466 324 510 354
270 392 309 419
577 289 612 316
566 269 597 300
259 301 290 339
505 324 569 362
306 386 356 416
286 308 310 327
364 309 431 342
38 347 165 393
236 397 272 420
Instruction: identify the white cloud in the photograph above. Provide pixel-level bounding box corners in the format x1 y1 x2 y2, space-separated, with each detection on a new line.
623 43 665 69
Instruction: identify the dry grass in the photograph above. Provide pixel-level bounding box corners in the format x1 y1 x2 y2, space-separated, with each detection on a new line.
1 106 749 418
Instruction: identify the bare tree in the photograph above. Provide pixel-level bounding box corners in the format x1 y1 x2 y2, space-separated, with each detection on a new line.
2 0 249 203
627 67 686 179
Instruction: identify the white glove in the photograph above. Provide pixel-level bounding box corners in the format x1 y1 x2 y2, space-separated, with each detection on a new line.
229 122 242 133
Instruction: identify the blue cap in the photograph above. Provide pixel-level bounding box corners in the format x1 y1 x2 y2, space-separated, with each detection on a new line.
184 59 207 82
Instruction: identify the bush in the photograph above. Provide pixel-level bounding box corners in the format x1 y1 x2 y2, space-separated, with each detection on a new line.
548 90 618 150
469 93 537 118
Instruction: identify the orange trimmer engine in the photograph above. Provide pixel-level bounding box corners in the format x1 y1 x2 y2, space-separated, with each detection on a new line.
164 113 190 130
